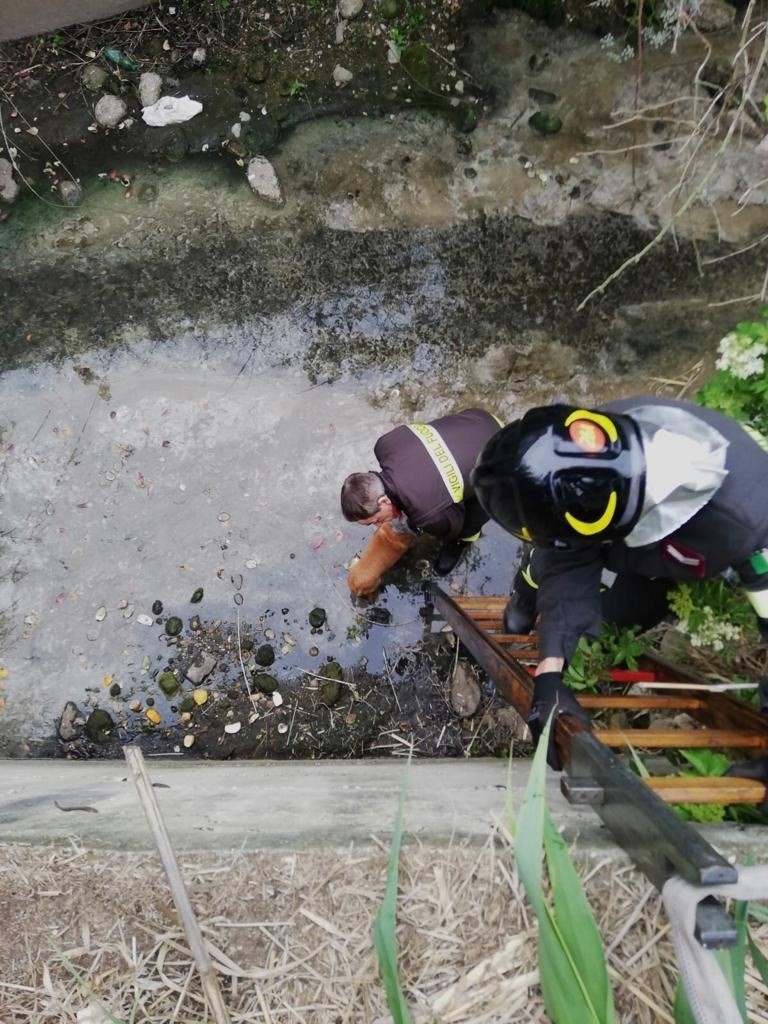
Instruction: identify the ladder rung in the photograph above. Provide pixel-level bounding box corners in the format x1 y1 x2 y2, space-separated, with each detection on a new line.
595 728 768 750
646 775 767 805
578 695 704 710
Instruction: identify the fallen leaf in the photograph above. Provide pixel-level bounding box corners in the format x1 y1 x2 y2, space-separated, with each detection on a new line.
102 674 113 688
192 688 208 706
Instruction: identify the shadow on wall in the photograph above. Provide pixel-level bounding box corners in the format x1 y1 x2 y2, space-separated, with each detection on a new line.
0 1 147 42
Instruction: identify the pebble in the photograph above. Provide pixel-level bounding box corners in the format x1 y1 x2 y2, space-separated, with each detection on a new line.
224 722 242 734
277 722 288 734
122 604 134 619
81 65 107 91
152 600 163 615
94 95 128 128
139 71 163 108
186 652 216 685
183 734 195 747
95 606 107 621
58 180 82 207
246 156 285 206
245 558 259 569
272 691 284 707
190 588 204 603
234 593 243 606
137 614 154 626
217 512 230 522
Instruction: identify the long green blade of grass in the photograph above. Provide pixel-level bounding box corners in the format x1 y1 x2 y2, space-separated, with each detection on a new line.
714 899 748 1023
513 711 617 1024
373 764 412 1024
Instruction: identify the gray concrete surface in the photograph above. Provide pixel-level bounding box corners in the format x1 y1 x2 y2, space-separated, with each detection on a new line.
2 758 767 864
0 1 146 41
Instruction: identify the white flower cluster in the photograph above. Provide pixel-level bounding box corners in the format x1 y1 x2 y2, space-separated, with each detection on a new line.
716 331 767 380
678 607 742 652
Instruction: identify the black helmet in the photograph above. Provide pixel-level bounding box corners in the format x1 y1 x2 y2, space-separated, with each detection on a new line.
470 404 646 546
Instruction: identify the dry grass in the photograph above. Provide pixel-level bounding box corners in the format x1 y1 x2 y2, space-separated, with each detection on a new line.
1 832 767 1024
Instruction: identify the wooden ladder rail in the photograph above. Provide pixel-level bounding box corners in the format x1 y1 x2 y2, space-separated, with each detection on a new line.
429 584 768 948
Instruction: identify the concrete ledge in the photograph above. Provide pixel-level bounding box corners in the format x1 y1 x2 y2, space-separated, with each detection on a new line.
0 2 146 41
1 759 767 864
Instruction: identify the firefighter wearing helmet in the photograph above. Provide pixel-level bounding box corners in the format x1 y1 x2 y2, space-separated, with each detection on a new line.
471 395 768 773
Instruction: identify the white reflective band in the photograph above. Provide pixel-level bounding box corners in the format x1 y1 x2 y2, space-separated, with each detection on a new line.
742 423 768 454
744 586 768 618
407 423 465 504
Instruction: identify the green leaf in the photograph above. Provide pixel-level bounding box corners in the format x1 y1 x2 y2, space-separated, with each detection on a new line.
545 817 617 1022
673 978 697 1024
513 712 616 1023
372 763 413 1024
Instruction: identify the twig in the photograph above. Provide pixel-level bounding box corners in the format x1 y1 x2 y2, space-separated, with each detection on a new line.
382 647 402 713
123 746 232 1024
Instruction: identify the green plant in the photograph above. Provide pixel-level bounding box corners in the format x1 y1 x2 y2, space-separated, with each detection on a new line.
696 308 768 435
373 765 412 1024
564 623 643 691
289 79 307 97
389 27 407 55
667 579 757 661
512 712 617 1023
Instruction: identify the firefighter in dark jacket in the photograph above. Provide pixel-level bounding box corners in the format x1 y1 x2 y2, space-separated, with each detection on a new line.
471 395 768 770
341 408 502 597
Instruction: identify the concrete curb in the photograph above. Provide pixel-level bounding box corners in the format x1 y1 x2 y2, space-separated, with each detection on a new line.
2 759 767 862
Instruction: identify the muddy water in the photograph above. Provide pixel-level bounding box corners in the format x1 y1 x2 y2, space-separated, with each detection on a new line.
0 332 521 755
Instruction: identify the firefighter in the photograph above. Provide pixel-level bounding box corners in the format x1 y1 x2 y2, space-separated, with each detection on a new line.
471 395 768 769
341 408 502 598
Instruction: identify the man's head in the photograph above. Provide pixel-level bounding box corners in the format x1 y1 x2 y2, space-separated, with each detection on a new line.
470 404 646 547
340 472 397 526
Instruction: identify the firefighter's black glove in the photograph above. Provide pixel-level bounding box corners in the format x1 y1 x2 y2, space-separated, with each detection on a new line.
527 671 591 772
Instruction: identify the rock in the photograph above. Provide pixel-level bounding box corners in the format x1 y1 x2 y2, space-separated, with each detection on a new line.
158 670 180 697
308 607 326 628
333 65 354 88
109 682 121 698
380 0 403 19
252 671 278 693
254 643 275 667
82 65 108 92
94 95 127 127
142 96 203 126
691 0 735 31
319 678 341 705
58 180 81 207
246 58 268 83
366 606 392 625
58 701 85 742
84 708 115 743
186 652 216 685
528 87 559 106
190 587 204 603
0 158 19 204
450 659 481 717
152 599 163 615
138 71 163 108
340 0 364 17
165 616 183 636
192 47 207 64
246 156 284 205
528 111 562 136
495 705 529 742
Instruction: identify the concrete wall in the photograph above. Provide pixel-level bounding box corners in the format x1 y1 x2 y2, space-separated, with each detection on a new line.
0 1 148 41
